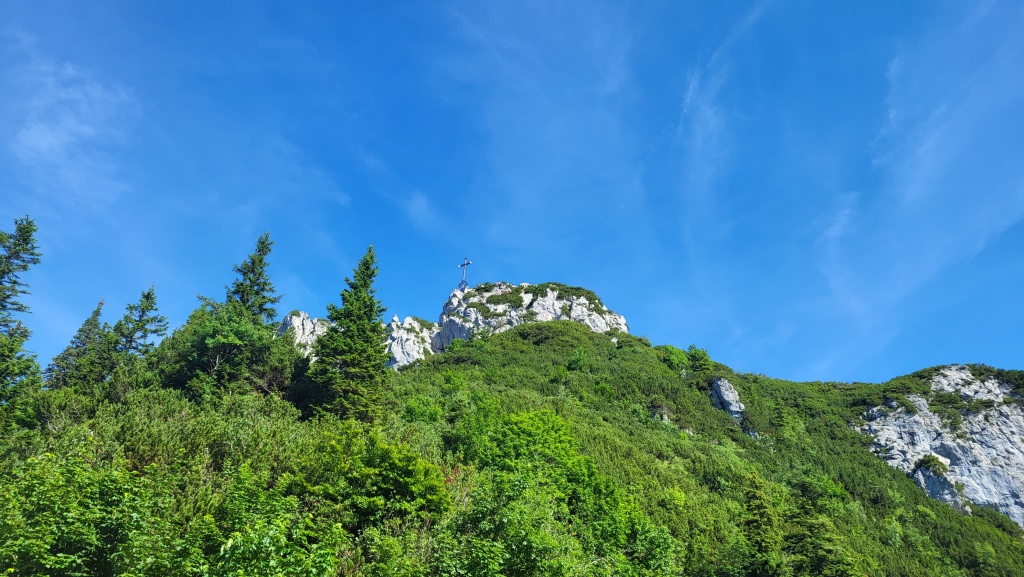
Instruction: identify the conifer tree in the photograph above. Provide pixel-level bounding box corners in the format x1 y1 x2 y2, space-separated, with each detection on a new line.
44 301 113 390
743 472 789 576
226 232 281 324
307 245 389 421
113 285 168 356
158 236 301 400
0 216 42 398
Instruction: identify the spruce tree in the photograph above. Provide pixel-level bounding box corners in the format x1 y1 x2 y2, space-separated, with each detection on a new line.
113 285 168 356
0 216 42 398
226 232 281 324
44 301 113 391
308 245 389 421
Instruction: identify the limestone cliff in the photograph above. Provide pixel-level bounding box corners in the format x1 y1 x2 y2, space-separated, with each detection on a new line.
279 281 628 370
385 315 437 369
431 282 628 354
276 311 329 357
860 365 1024 527
710 377 745 422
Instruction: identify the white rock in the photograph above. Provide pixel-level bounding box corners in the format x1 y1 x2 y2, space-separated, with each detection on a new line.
277 312 329 356
913 467 969 514
431 282 628 352
280 281 627 370
710 377 745 422
931 365 1005 402
386 316 439 369
860 365 1024 527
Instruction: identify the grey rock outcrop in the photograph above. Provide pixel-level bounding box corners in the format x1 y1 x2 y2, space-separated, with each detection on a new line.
385 315 439 369
277 312 329 356
431 282 628 352
912 466 967 512
710 377 745 422
860 365 1024 527
279 281 628 370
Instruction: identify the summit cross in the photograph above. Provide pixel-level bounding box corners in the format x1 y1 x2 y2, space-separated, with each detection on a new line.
458 257 473 290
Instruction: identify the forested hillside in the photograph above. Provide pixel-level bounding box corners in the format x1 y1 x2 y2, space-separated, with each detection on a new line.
2 219 1023 576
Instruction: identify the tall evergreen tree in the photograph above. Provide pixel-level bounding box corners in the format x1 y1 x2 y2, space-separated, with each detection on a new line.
0 216 42 398
44 301 113 391
113 285 168 356
307 245 389 421
226 232 281 324
0 217 41 337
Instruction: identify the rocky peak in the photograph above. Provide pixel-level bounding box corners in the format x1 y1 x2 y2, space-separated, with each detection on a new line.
279 281 628 370
860 365 1024 527
431 282 628 352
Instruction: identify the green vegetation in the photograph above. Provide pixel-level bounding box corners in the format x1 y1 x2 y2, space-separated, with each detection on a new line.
305 245 389 422
876 365 1006 432
967 364 1024 396
226 231 281 324
466 301 502 319
411 316 437 331
485 290 525 309
916 454 950 476
0 216 42 405
522 282 606 311
1 219 1023 576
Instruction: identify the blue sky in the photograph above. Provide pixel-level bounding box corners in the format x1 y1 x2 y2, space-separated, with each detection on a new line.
2 1 1023 383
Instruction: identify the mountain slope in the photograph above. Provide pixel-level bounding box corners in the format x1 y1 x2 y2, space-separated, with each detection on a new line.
3 282 1023 576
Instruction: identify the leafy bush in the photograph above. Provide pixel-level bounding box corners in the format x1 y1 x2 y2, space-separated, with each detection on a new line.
522 282 606 311
914 454 950 476
485 290 524 309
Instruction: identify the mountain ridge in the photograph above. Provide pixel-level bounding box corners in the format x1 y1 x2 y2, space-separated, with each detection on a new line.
281 280 1024 532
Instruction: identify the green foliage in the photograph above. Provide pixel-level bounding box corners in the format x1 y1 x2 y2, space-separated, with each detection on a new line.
521 282 607 311
485 289 524 308
686 344 713 374
0 452 179 576
306 245 389 421
114 285 168 357
44 301 114 393
0 216 42 404
43 290 167 408
915 454 950 476
967 364 1024 396
655 344 690 373
566 347 589 372
4 217 1024 575
444 338 467 352
226 232 282 324
466 301 501 319
0 216 41 337
411 316 436 331
742 472 789 576
156 299 301 400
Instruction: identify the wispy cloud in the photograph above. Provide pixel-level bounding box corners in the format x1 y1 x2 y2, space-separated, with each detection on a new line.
441 0 639 252
805 1 1024 376
3 29 139 208
402 191 440 232
672 3 769 242
815 192 858 244
661 4 768 338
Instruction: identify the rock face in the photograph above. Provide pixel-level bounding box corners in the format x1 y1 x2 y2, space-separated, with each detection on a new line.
277 312 329 356
385 315 438 369
710 377 745 422
431 282 628 353
279 281 628 370
860 365 1024 527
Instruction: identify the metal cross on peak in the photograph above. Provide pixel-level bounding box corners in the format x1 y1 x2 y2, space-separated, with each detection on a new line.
457 257 473 290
